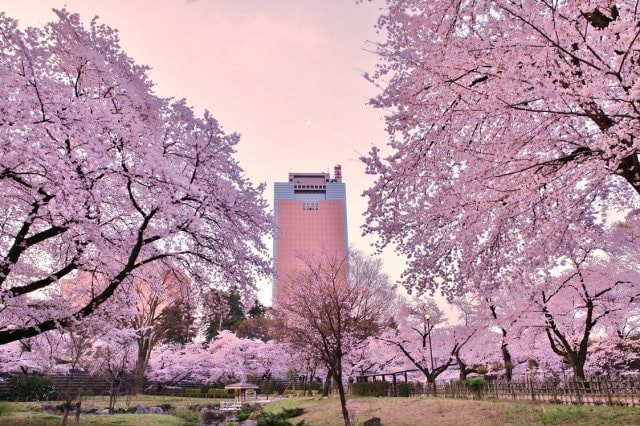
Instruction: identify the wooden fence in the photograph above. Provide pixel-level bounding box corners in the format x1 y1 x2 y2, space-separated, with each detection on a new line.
433 376 640 407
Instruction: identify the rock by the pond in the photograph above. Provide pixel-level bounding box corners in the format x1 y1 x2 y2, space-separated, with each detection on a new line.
363 417 382 426
149 406 165 414
200 407 225 425
240 420 257 426
36 404 56 414
135 405 149 414
95 409 110 415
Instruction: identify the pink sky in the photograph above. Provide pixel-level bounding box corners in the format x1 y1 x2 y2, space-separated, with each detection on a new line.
3 0 403 305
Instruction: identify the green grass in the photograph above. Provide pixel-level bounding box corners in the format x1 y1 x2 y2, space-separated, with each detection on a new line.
0 396 214 426
0 411 186 425
4 395 640 425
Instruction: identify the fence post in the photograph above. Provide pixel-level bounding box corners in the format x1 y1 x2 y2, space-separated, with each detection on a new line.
603 376 612 406
529 377 536 402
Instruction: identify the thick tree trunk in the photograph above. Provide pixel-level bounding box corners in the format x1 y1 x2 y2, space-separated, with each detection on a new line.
132 340 151 395
304 368 315 396
322 371 331 397
571 358 587 382
501 341 513 382
489 305 514 382
456 352 469 381
333 370 350 426
428 377 436 396
459 367 467 382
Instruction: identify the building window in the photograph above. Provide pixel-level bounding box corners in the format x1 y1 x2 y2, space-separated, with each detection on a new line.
303 201 318 211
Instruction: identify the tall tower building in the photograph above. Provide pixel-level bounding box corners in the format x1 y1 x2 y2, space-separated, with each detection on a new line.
273 165 348 305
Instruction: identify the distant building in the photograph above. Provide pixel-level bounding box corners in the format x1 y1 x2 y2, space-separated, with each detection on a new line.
273 165 348 306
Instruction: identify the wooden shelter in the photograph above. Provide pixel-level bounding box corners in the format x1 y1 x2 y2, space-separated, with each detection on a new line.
224 382 259 405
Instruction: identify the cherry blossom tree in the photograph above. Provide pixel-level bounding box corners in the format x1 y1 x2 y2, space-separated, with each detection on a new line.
449 300 504 381
379 299 475 394
146 342 211 389
284 346 325 396
453 286 519 381
57 259 193 394
346 336 407 382
277 250 395 426
0 341 40 374
503 242 639 381
588 336 640 375
362 0 640 298
90 328 138 414
146 331 290 390
6 297 136 423
123 264 192 394
0 9 270 345
207 330 266 383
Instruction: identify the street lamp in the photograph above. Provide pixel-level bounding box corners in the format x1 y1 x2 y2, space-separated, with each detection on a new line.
424 313 435 372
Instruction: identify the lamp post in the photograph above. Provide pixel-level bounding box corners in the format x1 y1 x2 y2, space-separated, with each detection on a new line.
424 313 434 372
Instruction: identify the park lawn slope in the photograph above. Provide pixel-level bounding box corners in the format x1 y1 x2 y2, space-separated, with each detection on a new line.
264 396 640 426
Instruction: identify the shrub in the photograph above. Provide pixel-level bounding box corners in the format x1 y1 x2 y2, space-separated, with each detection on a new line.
8 375 55 401
395 382 408 397
396 381 423 397
237 405 262 421
281 407 304 418
255 407 305 426
349 381 390 397
464 377 487 393
283 389 302 397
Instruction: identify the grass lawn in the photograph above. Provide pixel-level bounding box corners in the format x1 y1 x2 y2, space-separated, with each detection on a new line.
0 396 209 425
264 396 640 425
2 395 640 425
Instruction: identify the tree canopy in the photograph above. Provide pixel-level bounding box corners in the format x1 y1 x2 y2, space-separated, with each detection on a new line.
0 10 270 344
363 0 640 297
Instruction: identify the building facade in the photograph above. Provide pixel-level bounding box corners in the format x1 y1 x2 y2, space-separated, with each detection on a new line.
273 165 348 305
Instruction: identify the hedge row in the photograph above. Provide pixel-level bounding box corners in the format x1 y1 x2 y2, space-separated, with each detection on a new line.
349 381 390 396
